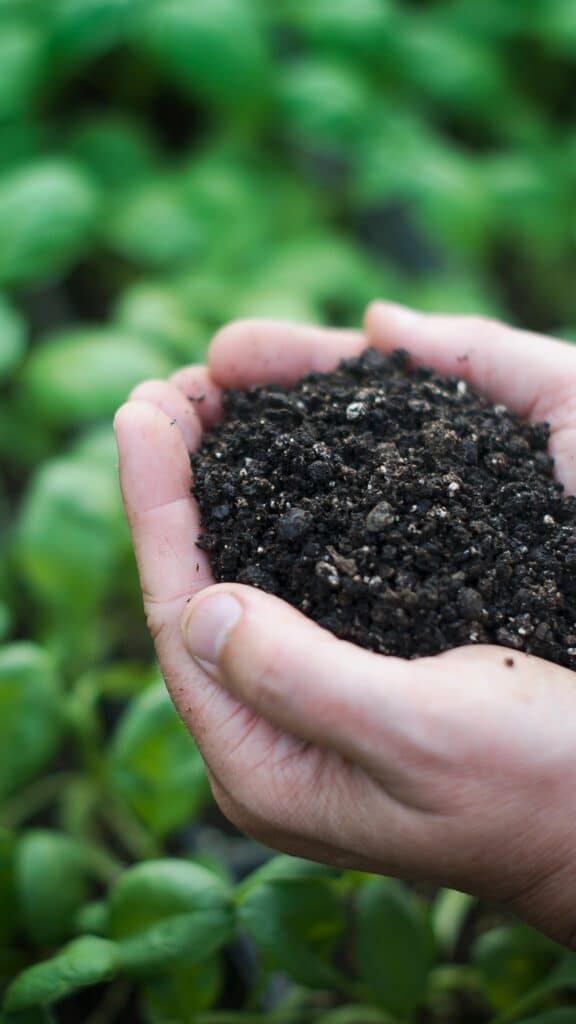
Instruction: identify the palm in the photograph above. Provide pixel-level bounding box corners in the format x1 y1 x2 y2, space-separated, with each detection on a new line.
115 307 576 944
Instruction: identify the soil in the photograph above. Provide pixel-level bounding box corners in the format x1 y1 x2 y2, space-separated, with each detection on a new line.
191 348 576 669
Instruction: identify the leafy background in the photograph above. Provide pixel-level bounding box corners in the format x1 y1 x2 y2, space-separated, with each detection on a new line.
1 1 576 1022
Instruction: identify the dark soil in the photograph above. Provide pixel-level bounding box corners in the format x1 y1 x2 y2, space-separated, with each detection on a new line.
191 349 576 669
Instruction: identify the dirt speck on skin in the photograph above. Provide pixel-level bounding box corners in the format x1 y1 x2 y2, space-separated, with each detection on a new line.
191 348 576 669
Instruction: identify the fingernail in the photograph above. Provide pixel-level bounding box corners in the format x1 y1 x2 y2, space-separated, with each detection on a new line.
182 593 242 667
371 300 422 329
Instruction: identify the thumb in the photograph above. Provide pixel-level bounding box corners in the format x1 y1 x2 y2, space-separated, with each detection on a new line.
181 583 434 776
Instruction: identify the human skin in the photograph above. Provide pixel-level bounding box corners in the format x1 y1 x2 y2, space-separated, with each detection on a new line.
114 302 576 946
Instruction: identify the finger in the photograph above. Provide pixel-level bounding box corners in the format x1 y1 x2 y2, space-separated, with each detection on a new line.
115 399 297 784
169 364 222 426
181 582 576 810
364 301 576 421
207 318 364 389
180 582 451 801
114 400 212 618
434 642 576 766
129 379 203 452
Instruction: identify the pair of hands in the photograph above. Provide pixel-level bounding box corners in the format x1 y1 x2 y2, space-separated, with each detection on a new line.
114 301 576 946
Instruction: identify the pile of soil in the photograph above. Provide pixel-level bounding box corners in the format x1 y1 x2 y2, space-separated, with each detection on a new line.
191 348 576 669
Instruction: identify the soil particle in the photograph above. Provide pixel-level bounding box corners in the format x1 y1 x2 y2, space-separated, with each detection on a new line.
365 501 396 533
277 508 312 541
191 348 576 668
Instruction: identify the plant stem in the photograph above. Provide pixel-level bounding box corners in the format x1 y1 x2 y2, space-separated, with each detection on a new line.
428 964 483 994
197 1007 396 1024
1 771 78 828
487 982 552 1024
83 840 125 884
101 799 161 860
84 979 132 1024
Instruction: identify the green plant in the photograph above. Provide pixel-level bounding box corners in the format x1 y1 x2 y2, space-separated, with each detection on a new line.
2 0 576 1021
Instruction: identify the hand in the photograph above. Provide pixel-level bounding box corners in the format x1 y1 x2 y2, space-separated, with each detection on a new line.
114 306 576 945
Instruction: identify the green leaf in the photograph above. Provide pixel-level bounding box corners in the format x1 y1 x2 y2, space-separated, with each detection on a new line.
75 660 156 701
0 161 99 285
0 21 45 117
49 0 141 66
137 0 270 108
284 0 393 59
239 854 337 895
115 283 207 361
526 0 576 51
106 179 202 268
316 1009 395 1024
57 778 101 844
16 830 92 947
275 57 372 153
1 1008 56 1024
109 860 235 971
230 286 320 325
238 871 346 989
74 900 109 936
140 957 221 1023
4 936 120 1012
483 152 568 250
0 644 61 802
390 14 509 115
472 925 561 1011
234 232 390 323
431 888 475 956
109 859 233 934
119 913 231 973
16 455 126 613
19 327 174 426
69 115 159 191
353 877 434 1016
0 397 55 476
408 271 501 319
0 829 18 944
0 120 46 176
0 294 27 381
0 601 12 644
519 1013 576 1024
546 949 576 989
108 681 210 837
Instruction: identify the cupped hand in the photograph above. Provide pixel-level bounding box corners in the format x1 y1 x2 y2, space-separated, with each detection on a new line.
114 306 576 945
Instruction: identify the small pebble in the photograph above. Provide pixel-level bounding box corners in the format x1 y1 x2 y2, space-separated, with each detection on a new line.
278 508 312 541
346 401 367 421
365 501 395 533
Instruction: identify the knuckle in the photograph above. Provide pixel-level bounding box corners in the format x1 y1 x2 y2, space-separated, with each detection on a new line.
537 377 576 426
143 596 176 651
145 612 165 646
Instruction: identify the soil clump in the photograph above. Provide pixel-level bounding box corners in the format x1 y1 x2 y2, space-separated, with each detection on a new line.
191 348 576 668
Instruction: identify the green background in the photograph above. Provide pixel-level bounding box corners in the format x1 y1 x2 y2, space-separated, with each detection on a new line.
2 1 576 1021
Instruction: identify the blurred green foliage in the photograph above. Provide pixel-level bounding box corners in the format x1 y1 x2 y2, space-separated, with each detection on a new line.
1 0 576 1020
